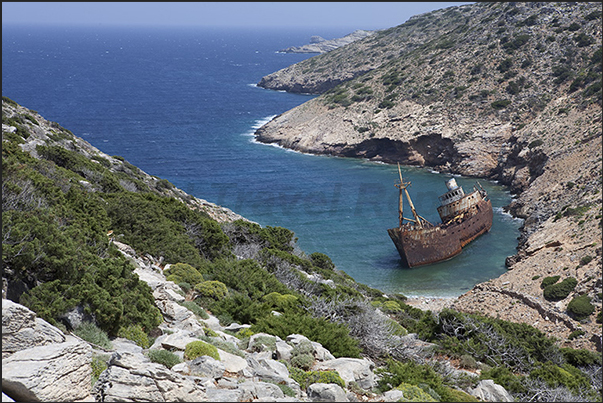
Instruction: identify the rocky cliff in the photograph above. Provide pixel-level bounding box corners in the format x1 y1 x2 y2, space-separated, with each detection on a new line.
279 30 375 54
254 2 602 352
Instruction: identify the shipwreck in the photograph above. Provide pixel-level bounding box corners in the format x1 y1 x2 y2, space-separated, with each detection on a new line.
387 164 493 268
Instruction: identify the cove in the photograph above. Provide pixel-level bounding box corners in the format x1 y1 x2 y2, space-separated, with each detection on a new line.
2 25 523 297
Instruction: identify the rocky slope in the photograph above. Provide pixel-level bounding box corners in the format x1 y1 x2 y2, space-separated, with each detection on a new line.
254 2 602 352
279 30 375 54
3 240 509 403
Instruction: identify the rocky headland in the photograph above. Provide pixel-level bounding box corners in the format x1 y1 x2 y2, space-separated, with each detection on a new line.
279 30 375 54
255 2 602 352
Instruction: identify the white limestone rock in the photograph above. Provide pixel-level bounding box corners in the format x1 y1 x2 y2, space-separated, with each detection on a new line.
92 351 206 402
313 357 376 390
2 299 66 358
307 383 349 402
2 337 92 402
469 379 514 402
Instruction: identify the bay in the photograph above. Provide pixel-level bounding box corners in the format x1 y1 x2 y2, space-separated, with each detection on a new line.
2 25 522 297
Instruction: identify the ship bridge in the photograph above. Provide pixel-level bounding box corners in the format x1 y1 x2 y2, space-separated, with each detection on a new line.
438 178 465 206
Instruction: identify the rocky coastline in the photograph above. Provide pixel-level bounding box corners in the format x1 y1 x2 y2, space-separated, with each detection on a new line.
278 30 375 54
253 1 602 353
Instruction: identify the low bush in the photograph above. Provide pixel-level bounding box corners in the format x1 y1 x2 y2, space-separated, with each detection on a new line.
395 383 438 402
74 322 113 350
543 277 577 301
561 347 602 367
290 340 315 370
252 312 361 358
566 294 595 321
194 280 228 300
117 324 150 348
288 367 345 390
165 263 205 286
540 275 560 289
184 340 219 361
147 349 181 369
91 354 109 385
528 362 590 394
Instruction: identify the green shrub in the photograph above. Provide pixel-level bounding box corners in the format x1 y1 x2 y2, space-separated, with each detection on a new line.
252 312 361 358
74 322 113 350
289 367 345 390
207 258 289 300
249 335 277 352
561 347 602 366
568 329 585 340
491 99 512 109
165 263 205 286
194 280 228 300
262 292 299 313
184 340 220 361
540 275 560 289
310 252 335 271
579 255 593 266
543 277 577 301
566 294 595 321
290 340 315 370
91 354 109 385
117 324 150 348
395 383 438 402
291 353 315 370
147 349 181 369
528 362 590 393
236 328 254 339
479 366 526 394
376 359 468 401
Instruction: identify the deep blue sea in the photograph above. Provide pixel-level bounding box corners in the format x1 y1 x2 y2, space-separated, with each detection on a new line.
2 25 523 297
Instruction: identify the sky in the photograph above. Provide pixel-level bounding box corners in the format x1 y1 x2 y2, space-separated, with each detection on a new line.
2 2 473 31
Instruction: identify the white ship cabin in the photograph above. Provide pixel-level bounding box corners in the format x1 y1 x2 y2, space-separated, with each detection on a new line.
438 178 465 206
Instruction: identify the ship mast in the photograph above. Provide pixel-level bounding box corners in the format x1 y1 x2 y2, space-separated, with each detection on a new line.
395 163 429 228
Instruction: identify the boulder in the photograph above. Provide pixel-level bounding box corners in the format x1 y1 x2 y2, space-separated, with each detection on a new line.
58 304 96 330
246 356 290 384
469 379 514 402
237 381 285 400
2 337 92 402
189 355 225 379
149 330 200 351
93 351 206 402
205 388 242 402
307 383 348 402
286 333 335 361
313 358 376 390
217 348 248 373
275 339 294 361
2 299 65 358
383 389 405 401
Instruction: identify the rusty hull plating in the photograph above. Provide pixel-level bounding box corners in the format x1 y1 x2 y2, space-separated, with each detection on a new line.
388 170 493 268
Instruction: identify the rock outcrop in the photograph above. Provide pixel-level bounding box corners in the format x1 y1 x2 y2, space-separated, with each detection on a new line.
279 30 375 54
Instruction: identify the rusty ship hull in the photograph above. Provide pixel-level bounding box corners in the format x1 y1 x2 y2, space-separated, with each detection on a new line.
388 197 492 267
387 168 493 268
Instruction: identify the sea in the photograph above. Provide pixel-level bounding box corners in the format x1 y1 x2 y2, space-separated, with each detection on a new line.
2 25 523 298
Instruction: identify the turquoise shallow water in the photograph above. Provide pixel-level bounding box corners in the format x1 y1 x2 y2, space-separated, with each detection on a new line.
2 25 522 297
